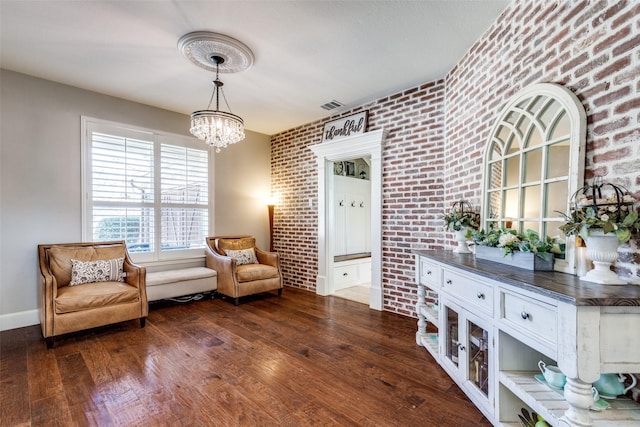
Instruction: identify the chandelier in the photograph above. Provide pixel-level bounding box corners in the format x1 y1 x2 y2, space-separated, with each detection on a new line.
190 56 244 152
178 32 254 153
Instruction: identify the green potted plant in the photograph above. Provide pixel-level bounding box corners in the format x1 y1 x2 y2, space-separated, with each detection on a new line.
558 178 640 284
443 201 480 253
559 193 640 244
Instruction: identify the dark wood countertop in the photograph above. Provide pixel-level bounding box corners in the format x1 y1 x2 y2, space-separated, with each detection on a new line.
414 250 640 307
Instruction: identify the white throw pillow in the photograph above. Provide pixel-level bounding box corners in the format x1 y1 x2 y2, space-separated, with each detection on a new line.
69 258 124 286
225 248 258 265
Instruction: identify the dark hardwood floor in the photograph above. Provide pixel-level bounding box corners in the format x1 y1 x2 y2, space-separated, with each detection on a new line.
1 287 491 426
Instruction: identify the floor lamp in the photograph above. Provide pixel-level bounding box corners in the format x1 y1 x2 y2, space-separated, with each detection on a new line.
268 203 275 252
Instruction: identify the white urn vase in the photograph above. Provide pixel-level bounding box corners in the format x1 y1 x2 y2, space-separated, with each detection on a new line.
583 229 625 285
453 228 472 254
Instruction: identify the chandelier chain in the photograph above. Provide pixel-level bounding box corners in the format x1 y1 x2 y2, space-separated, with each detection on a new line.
220 87 233 114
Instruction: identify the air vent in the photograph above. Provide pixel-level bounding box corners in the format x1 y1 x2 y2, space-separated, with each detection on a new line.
320 100 344 111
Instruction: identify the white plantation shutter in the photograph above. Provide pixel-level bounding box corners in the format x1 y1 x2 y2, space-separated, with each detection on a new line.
160 144 208 251
83 118 210 261
90 131 155 253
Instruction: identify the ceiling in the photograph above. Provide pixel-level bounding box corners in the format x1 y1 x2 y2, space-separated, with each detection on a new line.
0 0 509 136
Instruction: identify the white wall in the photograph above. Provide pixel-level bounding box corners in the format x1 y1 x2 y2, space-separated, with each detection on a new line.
214 135 272 249
0 70 271 330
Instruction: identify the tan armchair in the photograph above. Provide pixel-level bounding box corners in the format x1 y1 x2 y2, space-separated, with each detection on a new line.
205 236 283 305
38 241 148 348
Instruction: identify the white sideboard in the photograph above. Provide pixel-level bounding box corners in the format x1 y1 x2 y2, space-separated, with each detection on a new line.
414 250 640 426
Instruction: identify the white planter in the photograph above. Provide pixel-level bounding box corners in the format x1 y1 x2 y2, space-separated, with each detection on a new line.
582 229 625 285
453 229 472 254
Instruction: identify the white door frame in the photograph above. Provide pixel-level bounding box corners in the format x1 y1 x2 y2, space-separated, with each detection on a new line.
309 128 387 310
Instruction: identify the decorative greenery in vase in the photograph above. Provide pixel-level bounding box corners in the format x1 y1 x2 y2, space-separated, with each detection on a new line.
442 200 480 232
558 178 640 243
468 227 557 260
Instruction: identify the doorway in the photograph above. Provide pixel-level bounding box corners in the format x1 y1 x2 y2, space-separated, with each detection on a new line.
309 129 387 310
332 158 371 304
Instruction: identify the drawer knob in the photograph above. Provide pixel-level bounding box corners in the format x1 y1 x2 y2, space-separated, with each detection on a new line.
343 272 348 276
426 270 432 276
476 292 485 300
521 311 530 320
446 279 452 285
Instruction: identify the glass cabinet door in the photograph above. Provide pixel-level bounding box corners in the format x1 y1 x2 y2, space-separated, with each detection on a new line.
441 297 493 414
445 306 460 367
468 320 489 397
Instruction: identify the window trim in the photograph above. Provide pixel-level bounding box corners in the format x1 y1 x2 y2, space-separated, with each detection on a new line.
81 116 214 263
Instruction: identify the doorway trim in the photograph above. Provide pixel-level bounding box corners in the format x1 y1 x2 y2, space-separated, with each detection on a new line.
309 128 387 310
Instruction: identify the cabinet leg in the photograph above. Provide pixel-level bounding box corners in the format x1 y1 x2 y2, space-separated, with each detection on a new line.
416 282 427 346
559 377 594 427
416 309 426 345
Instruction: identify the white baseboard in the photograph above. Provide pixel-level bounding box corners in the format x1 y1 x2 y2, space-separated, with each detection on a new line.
0 309 39 331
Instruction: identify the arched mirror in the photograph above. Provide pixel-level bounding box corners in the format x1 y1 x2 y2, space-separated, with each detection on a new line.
481 83 586 273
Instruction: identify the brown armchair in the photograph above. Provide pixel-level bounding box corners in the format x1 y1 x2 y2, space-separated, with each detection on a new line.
38 241 148 348
205 236 283 305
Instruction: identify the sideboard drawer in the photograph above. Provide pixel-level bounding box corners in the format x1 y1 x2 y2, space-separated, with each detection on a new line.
501 290 557 351
442 269 493 314
419 257 441 288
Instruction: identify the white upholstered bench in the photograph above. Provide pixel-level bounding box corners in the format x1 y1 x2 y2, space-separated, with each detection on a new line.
146 267 217 302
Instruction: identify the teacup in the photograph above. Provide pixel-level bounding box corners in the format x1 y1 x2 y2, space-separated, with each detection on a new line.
591 387 600 402
538 360 566 389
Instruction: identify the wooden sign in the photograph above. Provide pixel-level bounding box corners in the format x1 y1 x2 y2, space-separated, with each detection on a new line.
322 111 368 142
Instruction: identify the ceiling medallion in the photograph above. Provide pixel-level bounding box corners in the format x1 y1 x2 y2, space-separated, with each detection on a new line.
178 31 254 73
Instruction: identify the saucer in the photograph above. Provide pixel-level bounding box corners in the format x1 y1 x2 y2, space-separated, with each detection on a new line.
534 374 611 411
597 393 618 400
535 374 564 392
590 397 611 411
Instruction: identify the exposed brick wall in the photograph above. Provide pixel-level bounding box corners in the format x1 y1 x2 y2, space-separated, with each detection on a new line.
375 82 447 315
271 125 324 292
271 0 640 316
271 82 446 317
445 0 640 281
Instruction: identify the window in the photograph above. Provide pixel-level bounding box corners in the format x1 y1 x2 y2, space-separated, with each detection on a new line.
82 117 211 262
